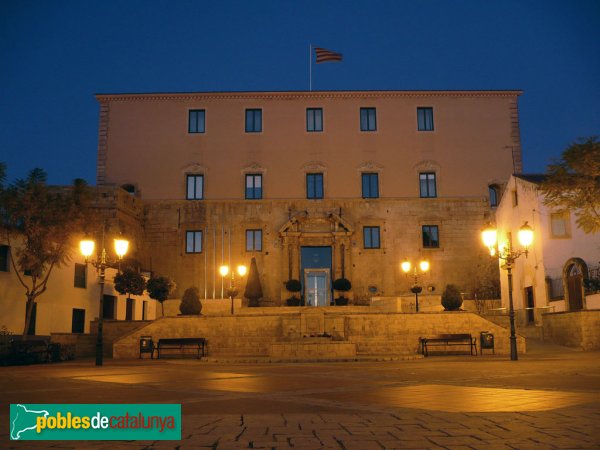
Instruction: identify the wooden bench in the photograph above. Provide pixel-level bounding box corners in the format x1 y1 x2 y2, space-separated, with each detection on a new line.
155 338 206 359
419 334 477 356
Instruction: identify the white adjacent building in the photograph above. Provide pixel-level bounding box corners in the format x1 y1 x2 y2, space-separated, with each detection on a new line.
0 238 158 336
494 174 600 326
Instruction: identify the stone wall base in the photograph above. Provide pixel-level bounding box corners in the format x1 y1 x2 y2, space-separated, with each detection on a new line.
113 308 525 359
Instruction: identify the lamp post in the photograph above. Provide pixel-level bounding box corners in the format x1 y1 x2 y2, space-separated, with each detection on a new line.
219 264 248 315
80 227 129 366
481 221 534 361
401 259 430 312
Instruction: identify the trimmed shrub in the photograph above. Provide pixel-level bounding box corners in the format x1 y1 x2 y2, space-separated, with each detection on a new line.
285 279 302 293
333 278 351 292
441 284 463 311
179 287 202 315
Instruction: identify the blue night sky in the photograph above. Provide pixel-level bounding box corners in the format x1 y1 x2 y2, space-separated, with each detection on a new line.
1 0 599 185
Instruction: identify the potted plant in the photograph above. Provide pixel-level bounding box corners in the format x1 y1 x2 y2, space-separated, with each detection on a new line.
285 279 302 306
333 278 351 306
441 284 463 311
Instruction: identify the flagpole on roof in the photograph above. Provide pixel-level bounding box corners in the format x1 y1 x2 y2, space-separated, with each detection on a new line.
309 43 312 92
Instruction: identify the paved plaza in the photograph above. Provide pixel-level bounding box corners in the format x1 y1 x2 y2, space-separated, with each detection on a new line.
1 339 600 449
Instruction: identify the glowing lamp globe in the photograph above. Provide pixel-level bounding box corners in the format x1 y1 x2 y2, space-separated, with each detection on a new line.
237 265 248 277
419 260 430 272
80 240 95 258
481 226 497 249
114 239 129 259
219 265 229 277
401 260 411 273
518 222 534 248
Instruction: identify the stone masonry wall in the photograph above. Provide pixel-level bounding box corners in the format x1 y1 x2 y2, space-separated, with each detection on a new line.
138 197 496 304
542 310 600 350
113 309 525 358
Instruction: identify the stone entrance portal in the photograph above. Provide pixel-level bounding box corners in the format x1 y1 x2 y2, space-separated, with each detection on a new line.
279 211 354 305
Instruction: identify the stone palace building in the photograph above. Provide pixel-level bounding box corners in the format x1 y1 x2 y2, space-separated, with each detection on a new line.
95 90 522 306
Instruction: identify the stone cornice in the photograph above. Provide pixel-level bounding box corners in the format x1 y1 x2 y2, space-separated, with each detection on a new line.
95 89 523 103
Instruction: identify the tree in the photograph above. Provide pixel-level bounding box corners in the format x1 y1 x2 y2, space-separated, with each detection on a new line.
244 257 263 307
179 287 202 315
113 268 146 300
146 275 175 316
540 137 600 233
0 166 90 337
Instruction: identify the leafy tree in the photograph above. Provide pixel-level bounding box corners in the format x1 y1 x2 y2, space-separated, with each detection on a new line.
0 166 90 337
244 257 263 307
113 268 146 300
179 286 202 315
540 137 600 233
441 284 463 311
146 275 175 316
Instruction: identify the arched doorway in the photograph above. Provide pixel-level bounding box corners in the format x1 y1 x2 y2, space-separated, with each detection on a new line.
563 258 588 311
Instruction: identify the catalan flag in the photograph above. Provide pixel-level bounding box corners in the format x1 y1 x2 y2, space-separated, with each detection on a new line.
314 47 343 63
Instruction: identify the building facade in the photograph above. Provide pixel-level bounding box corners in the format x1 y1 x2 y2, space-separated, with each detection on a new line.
0 237 158 335
96 90 522 305
495 174 600 325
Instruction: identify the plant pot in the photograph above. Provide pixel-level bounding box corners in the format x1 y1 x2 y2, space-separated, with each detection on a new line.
334 297 349 306
286 297 301 306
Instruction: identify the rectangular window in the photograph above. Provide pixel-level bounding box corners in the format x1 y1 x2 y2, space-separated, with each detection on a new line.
0 245 8 272
74 263 87 288
360 107 377 131
245 174 263 199
419 173 437 198
417 107 434 131
363 226 381 249
422 225 440 248
306 108 323 132
512 190 519 207
550 212 570 238
489 185 499 207
306 173 324 199
246 229 263 252
362 173 379 198
186 230 203 253
102 295 116 320
245 109 262 133
71 308 85 333
188 109 205 133
126 298 134 321
186 174 204 200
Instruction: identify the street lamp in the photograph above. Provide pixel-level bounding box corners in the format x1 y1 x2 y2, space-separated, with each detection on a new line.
401 259 430 312
481 221 533 361
80 228 129 366
219 264 248 315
